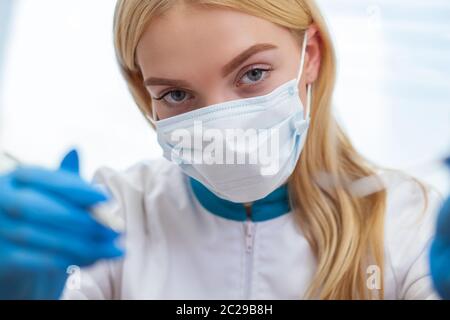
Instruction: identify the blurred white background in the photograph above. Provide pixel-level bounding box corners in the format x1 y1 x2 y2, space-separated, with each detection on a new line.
0 0 449 192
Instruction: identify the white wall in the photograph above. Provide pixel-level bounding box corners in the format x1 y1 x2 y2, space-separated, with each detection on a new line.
317 0 450 193
1 0 161 178
0 0 14 89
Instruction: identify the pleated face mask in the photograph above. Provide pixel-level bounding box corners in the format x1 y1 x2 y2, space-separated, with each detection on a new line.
152 33 312 203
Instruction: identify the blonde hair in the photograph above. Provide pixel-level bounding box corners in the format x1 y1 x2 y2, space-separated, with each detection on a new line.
114 0 387 299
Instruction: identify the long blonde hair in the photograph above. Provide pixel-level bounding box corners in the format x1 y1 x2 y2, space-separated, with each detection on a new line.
113 0 387 299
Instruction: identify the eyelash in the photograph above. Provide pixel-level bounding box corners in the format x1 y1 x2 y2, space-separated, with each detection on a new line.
154 65 273 104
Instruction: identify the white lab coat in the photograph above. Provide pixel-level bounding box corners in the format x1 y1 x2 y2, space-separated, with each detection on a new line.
62 158 441 300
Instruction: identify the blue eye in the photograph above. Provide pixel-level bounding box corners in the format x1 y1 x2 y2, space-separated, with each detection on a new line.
239 68 271 86
157 90 192 105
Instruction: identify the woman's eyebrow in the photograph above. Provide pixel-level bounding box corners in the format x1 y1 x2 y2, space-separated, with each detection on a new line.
144 77 190 87
143 43 277 87
221 43 278 77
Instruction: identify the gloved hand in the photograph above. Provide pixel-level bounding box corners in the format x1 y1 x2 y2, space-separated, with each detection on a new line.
430 156 450 299
0 150 124 300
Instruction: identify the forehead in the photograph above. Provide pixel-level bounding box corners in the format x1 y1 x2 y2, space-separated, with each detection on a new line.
136 4 297 78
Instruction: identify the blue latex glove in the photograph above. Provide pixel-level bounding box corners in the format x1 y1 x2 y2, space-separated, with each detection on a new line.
430 156 450 299
0 150 124 300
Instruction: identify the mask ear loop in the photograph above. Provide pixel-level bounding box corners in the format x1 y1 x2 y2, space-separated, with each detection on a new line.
295 31 309 88
152 105 158 122
145 106 158 126
296 31 311 121
306 83 312 120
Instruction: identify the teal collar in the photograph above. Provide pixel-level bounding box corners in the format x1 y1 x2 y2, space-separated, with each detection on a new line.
189 177 291 222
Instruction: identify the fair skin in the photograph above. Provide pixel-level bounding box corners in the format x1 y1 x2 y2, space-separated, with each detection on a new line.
136 4 322 120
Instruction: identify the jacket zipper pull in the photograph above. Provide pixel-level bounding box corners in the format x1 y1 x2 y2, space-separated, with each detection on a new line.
245 222 254 253
244 203 254 253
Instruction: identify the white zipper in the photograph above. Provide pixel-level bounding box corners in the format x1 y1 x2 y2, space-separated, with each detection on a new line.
243 204 255 299
245 221 254 253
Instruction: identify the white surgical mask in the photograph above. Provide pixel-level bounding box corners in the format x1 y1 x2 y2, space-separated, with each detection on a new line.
152 33 312 203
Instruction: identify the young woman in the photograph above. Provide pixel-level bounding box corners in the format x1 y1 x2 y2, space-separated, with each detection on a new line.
0 0 446 300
